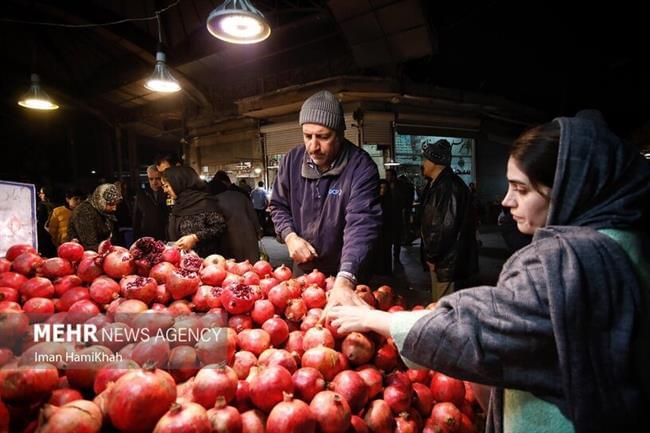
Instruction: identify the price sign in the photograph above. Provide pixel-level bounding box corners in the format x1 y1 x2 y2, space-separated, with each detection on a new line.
0 181 37 257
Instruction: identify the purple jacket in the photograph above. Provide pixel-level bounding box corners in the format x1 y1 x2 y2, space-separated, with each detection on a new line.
269 139 382 277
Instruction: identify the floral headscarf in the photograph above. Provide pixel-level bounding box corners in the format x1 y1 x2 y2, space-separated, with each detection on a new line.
89 183 122 214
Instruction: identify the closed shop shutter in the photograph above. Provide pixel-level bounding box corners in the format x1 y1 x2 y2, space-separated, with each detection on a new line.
344 113 360 145
362 112 394 146
261 122 303 156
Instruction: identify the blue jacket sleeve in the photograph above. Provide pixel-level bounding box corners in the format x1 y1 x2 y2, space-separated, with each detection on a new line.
339 155 382 276
269 153 296 241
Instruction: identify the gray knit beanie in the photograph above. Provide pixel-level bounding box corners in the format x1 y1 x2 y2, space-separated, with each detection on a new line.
299 90 346 131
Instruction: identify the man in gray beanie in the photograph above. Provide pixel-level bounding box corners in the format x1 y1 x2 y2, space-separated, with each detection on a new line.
420 139 478 301
269 90 382 310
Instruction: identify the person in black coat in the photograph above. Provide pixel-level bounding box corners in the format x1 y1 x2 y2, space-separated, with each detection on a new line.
161 166 227 258
133 165 169 241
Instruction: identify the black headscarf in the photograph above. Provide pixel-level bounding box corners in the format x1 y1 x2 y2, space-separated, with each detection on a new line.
162 166 222 239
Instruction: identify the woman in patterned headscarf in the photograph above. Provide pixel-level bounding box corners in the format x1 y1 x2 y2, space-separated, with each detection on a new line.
67 183 122 251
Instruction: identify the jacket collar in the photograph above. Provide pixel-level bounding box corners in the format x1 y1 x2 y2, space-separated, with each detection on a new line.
301 139 351 179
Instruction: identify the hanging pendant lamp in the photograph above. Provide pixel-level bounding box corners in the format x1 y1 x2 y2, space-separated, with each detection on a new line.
18 73 59 110
206 0 271 44
144 14 181 93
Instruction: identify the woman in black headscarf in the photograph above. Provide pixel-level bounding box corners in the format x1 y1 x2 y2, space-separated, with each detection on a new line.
161 166 226 257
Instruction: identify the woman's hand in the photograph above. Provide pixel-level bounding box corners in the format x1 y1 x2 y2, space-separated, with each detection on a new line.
328 306 391 336
175 234 198 251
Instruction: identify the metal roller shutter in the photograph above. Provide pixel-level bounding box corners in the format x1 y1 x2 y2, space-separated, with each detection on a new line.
261 122 303 156
362 112 394 146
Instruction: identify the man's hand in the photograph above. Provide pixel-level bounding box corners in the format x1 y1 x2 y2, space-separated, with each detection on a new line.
322 276 369 323
175 234 198 251
328 307 391 336
285 233 318 264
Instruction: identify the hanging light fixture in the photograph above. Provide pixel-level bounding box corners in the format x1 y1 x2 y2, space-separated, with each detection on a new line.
18 73 59 110
145 13 181 93
206 0 271 44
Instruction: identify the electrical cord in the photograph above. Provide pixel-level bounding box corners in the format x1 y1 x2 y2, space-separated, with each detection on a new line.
0 0 180 28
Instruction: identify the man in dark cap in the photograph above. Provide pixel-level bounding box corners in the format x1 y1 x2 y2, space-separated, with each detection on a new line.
420 139 478 300
269 90 382 310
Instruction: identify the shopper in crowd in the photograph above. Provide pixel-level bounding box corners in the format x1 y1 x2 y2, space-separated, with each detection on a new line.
238 178 252 195
36 185 57 257
207 170 248 197
154 153 182 172
161 166 226 257
68 183 122 251
269 90 382 306
113 179 134 246
328 111 650 433
419 139 478 299
216 188 262 263
250 181 269 229
133 165 168 241
385 168 412 265
371 179 394 275
46 188 83 247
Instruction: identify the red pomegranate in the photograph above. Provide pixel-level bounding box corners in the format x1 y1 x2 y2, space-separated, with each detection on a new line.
76 256 104 283
5 244 37 261
180 253 203 273
153 402 211 433
89 276 120 304
412 382 434 417
285 331 305 357
93 359 140 394
429 372 466 407
302 286 327 309
267 392 316 433
192 364 238 409
161 246 182 265
167 269 201 300
329 370 370 413
259 276 279 296
0 362 59 404
57 241 85 262
272 264 292 281
261 316 290 347
236 328 271 357
199 264 226 286
364 399 394 433
207 397 242 433
305 269 326 288
11 252 44 276
427 402 463 433
103 250 135 279
342 332 376 366
301 346 345 381
220 283 257 315
232 350 258 380
284 298 307 322
52 274 83 297
258 348 298 374
36 400 103 433
374 339 399 371
267 283 292 310
20 276 54 300
291 367 326 403
0 272 28 289
0 287 18 303
48 388 84 406
0 258 10 273
310 390 351 433
150 261 177 284
120 275 158 304
248 365 294 413
302 326 335 351
252 260 273 277
250 299 275 325
228 314 254 333
356 365 384 399
241 409 267 433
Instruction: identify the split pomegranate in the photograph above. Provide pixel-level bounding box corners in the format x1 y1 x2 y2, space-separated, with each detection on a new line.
120 275 158 304
167 269 201 300
130 237 165 275
220 283 257 314
267 392 316 433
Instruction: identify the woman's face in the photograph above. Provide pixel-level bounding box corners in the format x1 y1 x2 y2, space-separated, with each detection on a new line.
501 157 551 235
38 188 46 202
161 180 176 199
67 196 82 210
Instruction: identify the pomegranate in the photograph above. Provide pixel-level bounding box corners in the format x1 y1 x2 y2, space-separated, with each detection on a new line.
162 246 182 265
0 347 14 366
220 283 257 315
234 379 252 412
300 314 319 332
58 286 90 311
267 392 316 433
248 365 294 413
222 272 243 287
48 388 84 406
39 257 74 278
167 269 201 300
329 370 370 413
93 359 140 394
285 331 305 357
19 342 70 369
258 348 298 373
153 402 211 433
350 415 369 433
179 253 203 273
301 346 345 381
57 241 85 262
106 366 176 433
261 316 289 347
407 368 430 384
155 284 172 305
229 314 254 333
429 372 466 407
191 285 219 311
103 249 135 279
284 298 307 322
198 264 225 287
150 261 177 284
20 276 54 300
302 286 326 309
459 413 476 433
259 276 279 296
342 332 376 366
242 271 260 286
197 327 236 365
66 299 100 325
385 370 412 390
89 276 120 304
291 367 325 403
241 409 267 433
168 299 194 315
0 271 28 289
36 400 102 433
272 264 292 281
5 244 37 261
374 338 399 371
97 322 133 352
232 260 253 276
236 328 271 357
233 351 258 379
112 299 148 324
459 400 475 422
310 390 351 433
412 382 434 417
364 399 394 433
66 345 114 390
384 384 412 414
395 412 419 433
356 365 384 399
302 326 335 350
192 364 238 409
0 286 19 303
23 297 55 320
11 252 44 276
252 260 273 277
131 336 171 368
305 269 326 288
428 402 463 433
120 275 158 304
251 299 275 325
76 256 104 283
0 258 10 273
0 362 59 404
207 396 242 433
130 237 165 274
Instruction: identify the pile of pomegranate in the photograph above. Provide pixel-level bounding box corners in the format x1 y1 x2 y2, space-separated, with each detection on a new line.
0 238 482 433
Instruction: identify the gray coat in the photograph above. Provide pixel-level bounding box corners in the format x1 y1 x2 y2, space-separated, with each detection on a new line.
216 190 262 263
